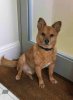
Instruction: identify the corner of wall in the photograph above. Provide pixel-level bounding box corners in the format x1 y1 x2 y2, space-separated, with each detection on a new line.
0 41 21 60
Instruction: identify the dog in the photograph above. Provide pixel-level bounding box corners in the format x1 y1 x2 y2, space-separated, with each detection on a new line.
0 18 62 88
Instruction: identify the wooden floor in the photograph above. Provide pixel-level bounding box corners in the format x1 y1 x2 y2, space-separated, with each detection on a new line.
0 66 73 100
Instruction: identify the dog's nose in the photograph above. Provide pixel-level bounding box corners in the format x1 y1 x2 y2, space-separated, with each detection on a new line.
45 39 49 45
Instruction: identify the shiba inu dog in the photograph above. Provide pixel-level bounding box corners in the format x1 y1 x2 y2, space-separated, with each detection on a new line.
0 18 62 88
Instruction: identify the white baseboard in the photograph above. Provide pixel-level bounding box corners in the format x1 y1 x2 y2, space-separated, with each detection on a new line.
58 51 73 61
0 41 21 60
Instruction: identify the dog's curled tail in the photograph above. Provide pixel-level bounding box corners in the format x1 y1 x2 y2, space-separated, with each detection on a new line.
0 56 18 68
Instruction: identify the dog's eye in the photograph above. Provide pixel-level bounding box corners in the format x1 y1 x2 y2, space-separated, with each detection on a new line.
50 34 54 37
41 32 45 36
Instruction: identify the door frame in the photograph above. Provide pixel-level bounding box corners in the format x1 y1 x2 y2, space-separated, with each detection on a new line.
17 0 34 52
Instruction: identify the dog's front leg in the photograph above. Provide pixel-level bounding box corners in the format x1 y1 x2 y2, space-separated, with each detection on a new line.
35 67 45 88
49 63 58 84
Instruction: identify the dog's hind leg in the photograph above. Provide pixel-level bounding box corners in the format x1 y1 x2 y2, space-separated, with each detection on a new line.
15 54 25 80
16 67 23 80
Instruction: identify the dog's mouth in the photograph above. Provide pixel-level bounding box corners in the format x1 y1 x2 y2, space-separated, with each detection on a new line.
38 40 55 50
38 45 53 51
37 38 55 49
38 42 53 50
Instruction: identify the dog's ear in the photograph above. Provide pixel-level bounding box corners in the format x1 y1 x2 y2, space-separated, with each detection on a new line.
37 18 46 31
52 21 62 33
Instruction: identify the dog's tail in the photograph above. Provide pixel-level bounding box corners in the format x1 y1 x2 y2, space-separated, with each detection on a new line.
0 56 18 68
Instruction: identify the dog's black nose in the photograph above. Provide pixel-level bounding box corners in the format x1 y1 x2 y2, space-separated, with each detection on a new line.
45 39 49 45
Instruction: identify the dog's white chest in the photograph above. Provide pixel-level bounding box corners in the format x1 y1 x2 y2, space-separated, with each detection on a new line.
43 62 51 69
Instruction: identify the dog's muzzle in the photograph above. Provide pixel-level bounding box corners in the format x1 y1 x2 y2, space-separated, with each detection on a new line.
44 39 49 45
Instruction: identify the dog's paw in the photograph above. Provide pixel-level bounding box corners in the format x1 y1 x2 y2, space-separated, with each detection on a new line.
51 79 58 84
50 78 58 84
15 75 20 80
39 83 45 88
39 81 45 88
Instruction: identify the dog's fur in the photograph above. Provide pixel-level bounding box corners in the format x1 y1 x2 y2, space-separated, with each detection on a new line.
0 18 62 88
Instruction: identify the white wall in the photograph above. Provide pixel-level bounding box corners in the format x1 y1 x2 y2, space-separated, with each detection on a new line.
52 0 73 58
0 0 20 59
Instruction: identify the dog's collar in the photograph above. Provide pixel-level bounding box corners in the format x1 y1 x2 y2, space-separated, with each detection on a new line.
38 45 53 51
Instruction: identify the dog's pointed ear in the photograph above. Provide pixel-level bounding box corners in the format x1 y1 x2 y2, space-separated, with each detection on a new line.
37 18 46 31
52 21 62 33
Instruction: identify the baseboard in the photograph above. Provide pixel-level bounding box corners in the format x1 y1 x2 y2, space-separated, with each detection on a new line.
55 53 73 82
0 41 21 60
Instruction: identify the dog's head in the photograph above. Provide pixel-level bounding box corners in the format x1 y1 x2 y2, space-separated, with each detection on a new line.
36 18 62 49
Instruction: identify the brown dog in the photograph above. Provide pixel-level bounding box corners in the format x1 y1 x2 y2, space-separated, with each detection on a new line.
0 18 62 88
